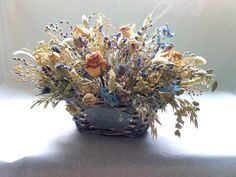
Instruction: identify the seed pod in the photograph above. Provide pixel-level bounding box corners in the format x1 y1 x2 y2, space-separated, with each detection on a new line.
192 101 199 106
212 81 218 92
115 64 128 76
175 89 185 96
42 86 51 94
51 45 60 53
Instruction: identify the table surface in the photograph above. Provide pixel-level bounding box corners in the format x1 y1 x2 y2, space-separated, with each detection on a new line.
0 86 236 177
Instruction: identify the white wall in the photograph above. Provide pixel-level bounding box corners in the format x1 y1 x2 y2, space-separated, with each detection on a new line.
1 0 236 92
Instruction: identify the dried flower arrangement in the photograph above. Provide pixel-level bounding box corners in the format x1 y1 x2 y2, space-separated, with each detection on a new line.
12 12 217 138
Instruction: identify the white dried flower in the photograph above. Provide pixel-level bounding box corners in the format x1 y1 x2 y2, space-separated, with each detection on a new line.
184 56 207 65
152 56 168 64
108 69 116 92
142 13 152 28
82 15 89 28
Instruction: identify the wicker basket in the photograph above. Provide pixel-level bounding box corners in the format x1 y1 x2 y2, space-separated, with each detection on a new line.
73 103 149 138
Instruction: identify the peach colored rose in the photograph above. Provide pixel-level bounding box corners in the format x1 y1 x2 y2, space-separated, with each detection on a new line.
72 25 89 37
160 49 182 60
84 51 108 77
119 25 134 38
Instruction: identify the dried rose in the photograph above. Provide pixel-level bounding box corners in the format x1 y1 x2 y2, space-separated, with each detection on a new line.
119 25 134 38
160 49 182 60
72 25 89 37
84 51 108 77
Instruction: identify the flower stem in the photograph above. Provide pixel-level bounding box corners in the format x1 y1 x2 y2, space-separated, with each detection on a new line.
100 76 105 87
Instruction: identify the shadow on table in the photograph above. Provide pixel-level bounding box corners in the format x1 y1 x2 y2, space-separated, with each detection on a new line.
1 129 236 177
46 129 176 165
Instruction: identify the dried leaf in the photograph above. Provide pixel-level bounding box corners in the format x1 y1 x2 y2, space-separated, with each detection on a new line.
82 15 89 28
212 81 218 92
207 69 214 74
159 92 174 103
175 123 182 129
52 100 61 108
192 101 199 106
30 100 40 109
176 116 184 125
175 130 181 137
142 13 152 28
194 119 198 128
175 89 185 96
44 100 50 108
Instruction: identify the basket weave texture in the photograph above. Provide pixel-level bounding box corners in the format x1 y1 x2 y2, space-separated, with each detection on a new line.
73 103 149 137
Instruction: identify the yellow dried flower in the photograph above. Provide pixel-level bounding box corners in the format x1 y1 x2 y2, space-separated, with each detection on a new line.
79 82 100 95
148 73 162 87
82 15 89 28
184 56 207 65
134 76 151 93
72 25 90 37
60 48 74 64
66 104 81 116
108 69 116 92
82 93 98 105
48 52 60 64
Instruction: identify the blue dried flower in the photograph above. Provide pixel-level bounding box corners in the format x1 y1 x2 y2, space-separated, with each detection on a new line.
160 42 171 49
140 71 148 79
55 63 71 71
137 31 142 36
158 81 181 95
107 41 112 48
83 39 88 49
99 87 119 106
113 33 121 40
160 24 174 38
99 25 103 32
137 57 142 67
42 86 51 94
75 37 88 49
125 45 129 56
115 64 128 76
65 97 77 105
157 35 161 45
68 87 76 94
41 67 58 84
42 67 50 76
157 35 171 49
51 45 61 53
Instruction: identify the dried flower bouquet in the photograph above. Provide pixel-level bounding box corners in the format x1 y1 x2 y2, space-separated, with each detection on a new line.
12 12 217 137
